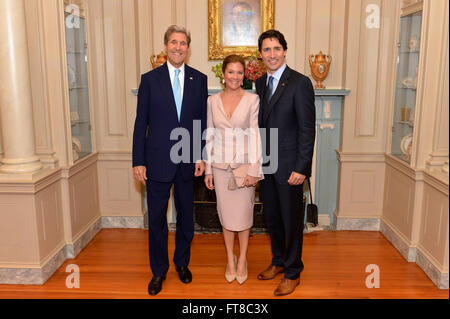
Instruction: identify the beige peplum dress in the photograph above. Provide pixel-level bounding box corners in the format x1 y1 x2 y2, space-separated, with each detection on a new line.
205 92 263 231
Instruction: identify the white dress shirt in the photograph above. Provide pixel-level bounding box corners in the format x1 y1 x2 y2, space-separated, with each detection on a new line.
167 61 185 97
266 63 287 97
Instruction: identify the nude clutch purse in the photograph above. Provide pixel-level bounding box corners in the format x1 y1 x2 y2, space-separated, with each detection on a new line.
227 164 262 190
228 175 242 190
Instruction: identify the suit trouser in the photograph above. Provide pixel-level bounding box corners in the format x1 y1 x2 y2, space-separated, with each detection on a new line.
146 166 194 277
260 173 305 279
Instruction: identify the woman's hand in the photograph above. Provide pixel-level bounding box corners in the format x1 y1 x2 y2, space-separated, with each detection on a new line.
204 174 215 190
242 175 259 187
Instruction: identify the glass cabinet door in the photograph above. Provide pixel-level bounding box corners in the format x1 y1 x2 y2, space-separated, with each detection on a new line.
64 2 92 162
391 10 422 164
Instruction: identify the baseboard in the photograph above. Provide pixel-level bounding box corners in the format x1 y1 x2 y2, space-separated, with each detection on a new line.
101 216 145 229
0 217 102 285
334 214 380 231
416 247 449 290
71 217 103 258
380 218 416 262
380 218 448 290
0 247 67 285
314 214 330 226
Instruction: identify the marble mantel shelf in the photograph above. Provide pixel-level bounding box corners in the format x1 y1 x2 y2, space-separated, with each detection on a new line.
131 88 350 96
314 89 350 96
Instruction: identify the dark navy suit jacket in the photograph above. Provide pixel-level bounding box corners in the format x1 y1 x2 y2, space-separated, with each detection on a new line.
255 66 316 184
132 62 208 182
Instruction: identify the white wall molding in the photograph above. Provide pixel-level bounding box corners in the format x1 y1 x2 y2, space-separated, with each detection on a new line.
385 154 420 180
60 152 98 179
336 151 386 163
97 150 132 162
0 168 61 194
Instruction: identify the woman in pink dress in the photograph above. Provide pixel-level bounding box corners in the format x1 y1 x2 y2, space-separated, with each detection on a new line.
204 54 263 284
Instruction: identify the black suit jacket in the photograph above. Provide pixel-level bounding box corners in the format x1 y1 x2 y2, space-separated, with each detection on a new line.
132 62 208 182
255 66 315 184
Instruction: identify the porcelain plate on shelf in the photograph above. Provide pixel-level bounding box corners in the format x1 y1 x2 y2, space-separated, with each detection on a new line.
408 35 420 51
400 133 413 156
402 77 415 88
72 136 82 153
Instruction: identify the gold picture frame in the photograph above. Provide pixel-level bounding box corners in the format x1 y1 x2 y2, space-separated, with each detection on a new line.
208 0 275 60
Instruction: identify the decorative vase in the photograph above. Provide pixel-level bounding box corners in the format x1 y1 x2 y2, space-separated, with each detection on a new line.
309 51 332 89
150 51 167 69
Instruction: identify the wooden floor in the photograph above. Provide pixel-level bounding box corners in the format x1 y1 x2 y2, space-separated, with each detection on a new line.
0 229 447 299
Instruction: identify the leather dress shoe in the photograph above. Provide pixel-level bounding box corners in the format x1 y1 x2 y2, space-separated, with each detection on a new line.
148 276 165 295
257 265 284 280
274 277 300 296
175 266 192 284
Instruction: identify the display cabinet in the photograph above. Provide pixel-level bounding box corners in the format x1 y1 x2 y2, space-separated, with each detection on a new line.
64 2 93 162
390 5 422 164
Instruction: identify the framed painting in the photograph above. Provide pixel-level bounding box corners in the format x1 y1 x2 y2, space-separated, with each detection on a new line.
208 0 275 60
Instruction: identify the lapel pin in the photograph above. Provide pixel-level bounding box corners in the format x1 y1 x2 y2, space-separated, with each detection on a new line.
189 77 193 80
281 83 285 87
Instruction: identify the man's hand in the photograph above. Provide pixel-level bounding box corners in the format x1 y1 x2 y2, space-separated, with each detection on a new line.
195 161 205 177
133 166 147 186
287 171 306 186
204 174 214 190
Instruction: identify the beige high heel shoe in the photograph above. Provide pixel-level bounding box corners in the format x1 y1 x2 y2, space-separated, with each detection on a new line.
236 259 248 284
225 255 237 283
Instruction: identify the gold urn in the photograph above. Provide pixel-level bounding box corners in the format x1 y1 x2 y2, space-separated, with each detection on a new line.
151 51 167 69
309 51 332 89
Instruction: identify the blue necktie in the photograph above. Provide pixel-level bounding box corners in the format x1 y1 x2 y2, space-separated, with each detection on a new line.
262 75 274 122
266 75 274 102
173 69 182 121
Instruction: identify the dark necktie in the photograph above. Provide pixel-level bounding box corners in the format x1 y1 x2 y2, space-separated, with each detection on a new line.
261 76 274 158
262 76 274 124
265 75 274 103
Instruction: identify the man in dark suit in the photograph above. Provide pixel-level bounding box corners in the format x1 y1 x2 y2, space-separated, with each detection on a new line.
132 25 207 296
255 30 315 296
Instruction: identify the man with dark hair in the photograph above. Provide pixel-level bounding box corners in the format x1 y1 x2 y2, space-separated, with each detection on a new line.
132 25 207 296
256 29 315 296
